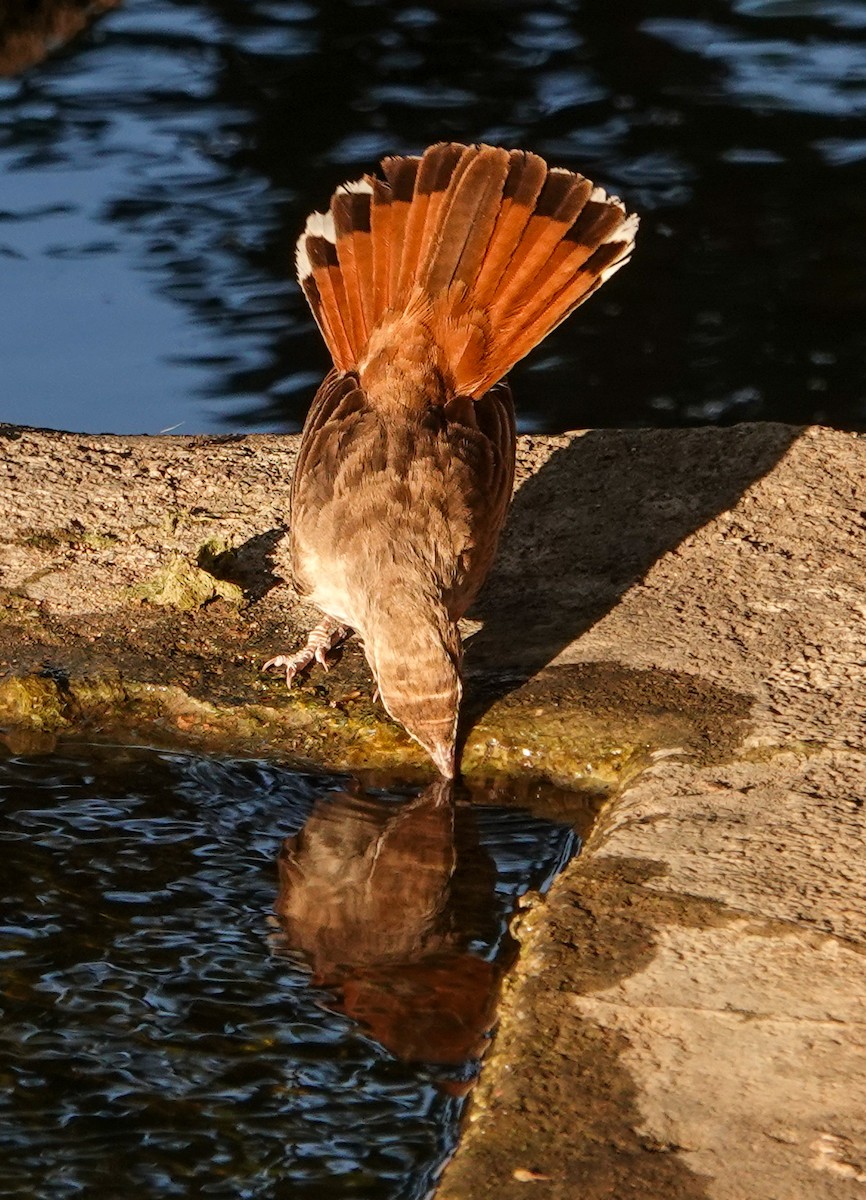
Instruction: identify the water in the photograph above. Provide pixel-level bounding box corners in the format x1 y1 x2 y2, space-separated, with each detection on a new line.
0 0 864 435
0 745 581 1199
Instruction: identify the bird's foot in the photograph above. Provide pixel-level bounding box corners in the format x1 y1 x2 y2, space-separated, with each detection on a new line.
262 619 352 687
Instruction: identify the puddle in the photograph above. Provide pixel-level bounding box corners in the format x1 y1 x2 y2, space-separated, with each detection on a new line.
0 745 589 1198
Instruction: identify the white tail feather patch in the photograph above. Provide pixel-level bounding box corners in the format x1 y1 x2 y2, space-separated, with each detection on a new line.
295 240 313 281
305 210 336 241
296 209 337 281
599 248 635 285
604 210 639 248
596 212 639 284
589 184 626 212
597 214 639 283
337 178 374 196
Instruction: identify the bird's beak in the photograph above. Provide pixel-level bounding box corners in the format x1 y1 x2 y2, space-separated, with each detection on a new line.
428 738 456 780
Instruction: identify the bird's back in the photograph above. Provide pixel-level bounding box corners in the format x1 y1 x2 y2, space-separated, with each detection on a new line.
291 369 515 633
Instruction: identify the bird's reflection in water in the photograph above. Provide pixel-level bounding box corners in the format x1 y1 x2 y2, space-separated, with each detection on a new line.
272 778 514 1089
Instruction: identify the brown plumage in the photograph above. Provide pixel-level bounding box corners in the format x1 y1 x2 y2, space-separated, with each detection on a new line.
263 142 638 778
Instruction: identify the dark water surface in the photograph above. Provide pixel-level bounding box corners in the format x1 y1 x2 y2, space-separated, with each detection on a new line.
0 745 580 1199
0 0 864 434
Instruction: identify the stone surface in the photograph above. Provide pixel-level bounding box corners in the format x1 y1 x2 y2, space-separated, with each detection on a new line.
2 420 866 1198
437 424 866 1200
0 422 750 787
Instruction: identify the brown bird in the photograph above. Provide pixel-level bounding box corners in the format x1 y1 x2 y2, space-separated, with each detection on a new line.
263 142 638 778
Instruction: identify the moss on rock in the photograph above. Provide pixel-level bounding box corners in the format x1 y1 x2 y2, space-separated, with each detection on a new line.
0 657 750 797
129 554 244 611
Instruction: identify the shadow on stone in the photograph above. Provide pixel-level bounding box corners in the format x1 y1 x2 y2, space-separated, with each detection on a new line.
462 423 800 733
198 526 286 602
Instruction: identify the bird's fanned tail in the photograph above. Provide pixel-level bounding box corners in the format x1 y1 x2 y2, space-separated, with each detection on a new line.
295 141 638 398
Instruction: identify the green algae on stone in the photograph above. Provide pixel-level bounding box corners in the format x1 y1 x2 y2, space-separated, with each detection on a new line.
20 524 119 552
0 591 42 624
130 554 243 611
459 662 752 790
64 675 130 717
0 672 131 733
0 657 752 793
0 674 69 730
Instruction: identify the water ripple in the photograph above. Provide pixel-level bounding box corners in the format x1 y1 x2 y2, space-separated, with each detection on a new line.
0 744 579 1198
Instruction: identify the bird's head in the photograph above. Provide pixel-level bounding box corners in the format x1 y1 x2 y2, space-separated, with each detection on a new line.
363 599 462 779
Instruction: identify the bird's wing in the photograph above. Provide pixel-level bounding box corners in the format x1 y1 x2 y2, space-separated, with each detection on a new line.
289 370 515 617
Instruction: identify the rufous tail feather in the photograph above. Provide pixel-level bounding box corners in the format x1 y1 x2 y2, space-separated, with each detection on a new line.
295 142 638 399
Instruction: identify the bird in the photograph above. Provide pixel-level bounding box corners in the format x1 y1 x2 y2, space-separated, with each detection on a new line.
263 142 638 779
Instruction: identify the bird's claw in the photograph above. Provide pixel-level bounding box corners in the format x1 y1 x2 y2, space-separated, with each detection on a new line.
262 621 351 689
261 651 314 688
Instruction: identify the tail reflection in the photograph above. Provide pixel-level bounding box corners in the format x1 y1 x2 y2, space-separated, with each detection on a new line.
273 778 513 1075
